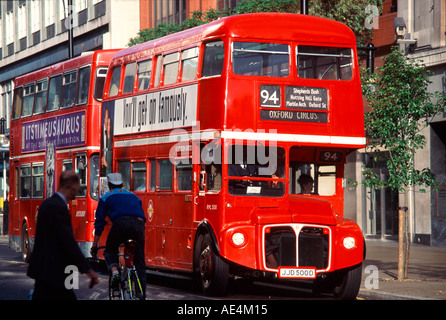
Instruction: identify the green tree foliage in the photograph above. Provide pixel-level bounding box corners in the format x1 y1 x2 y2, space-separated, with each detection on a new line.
362 46 444 280
362 46 445 194
309 0 382 46
234 0 299 13
127 0 381 47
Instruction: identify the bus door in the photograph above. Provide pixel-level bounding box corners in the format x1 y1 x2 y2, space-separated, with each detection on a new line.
153 158 174 268
173 156 195 269
73 153 88 241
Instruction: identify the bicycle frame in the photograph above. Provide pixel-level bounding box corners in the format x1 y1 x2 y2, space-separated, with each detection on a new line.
94 240 144 300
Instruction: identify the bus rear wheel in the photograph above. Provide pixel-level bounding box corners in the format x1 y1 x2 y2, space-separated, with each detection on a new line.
196 233 229 296
21 223 30 263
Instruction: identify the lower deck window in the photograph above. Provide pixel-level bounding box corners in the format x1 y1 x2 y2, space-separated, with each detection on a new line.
290 163 336 196
227 145 285 197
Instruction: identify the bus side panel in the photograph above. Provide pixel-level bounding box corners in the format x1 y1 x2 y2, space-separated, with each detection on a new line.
154 193 174 269
172 192 194 271
197 78 225 131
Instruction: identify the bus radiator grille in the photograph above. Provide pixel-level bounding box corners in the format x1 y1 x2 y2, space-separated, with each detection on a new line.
298 227 329 269
264 226 329 270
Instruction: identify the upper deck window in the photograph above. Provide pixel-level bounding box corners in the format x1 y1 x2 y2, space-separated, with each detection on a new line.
154 56 162 87
232 42 289 77
163 52 179 85
137 59 152 91
94 67 108 101
61 70 77 108
181 47 198 81
34 79 48 114
297 46 352 81
123 62 136 94
47 75 62 112
22 83 35 117
202 40 224 78
108 66 121 97
77 66 91 105
12 87 23 119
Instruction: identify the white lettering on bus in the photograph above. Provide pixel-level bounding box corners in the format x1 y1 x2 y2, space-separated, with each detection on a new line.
113 84 197 135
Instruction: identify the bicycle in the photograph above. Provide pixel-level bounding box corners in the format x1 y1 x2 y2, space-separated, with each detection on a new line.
93 240 144 300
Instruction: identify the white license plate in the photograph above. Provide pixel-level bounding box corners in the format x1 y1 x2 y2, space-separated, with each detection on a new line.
278 267 316 279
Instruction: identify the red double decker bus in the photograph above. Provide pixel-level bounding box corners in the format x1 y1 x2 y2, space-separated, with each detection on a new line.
9 49 119 261
101 13 365 299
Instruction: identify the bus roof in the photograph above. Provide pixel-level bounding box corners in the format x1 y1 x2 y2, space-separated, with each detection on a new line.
14 49 119 86
110 13 356 64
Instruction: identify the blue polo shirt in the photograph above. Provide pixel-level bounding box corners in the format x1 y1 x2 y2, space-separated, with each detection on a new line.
94 188 146 237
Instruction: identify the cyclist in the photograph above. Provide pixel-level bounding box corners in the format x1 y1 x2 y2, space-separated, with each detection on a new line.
90 173 147 299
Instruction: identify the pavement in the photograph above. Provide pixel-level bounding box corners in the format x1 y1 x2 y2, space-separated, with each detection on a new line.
358 239 446 300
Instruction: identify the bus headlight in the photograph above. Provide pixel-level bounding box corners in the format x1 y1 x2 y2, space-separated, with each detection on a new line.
231 232 246 247
343 236 356 249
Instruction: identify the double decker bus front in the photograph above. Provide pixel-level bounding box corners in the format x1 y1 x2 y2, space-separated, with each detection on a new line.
198 14 365 298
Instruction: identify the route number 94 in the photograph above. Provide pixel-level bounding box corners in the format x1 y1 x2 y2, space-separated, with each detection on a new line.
260 85 281 108
319 151 343 162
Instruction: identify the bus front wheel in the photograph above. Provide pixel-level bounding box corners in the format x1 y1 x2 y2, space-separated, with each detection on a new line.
333 263 362 300
313 264 362 300
196 233 229 296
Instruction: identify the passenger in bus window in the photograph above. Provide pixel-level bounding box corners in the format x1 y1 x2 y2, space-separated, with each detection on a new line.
133 168 146 191
229 162 257 177
298 174 314 195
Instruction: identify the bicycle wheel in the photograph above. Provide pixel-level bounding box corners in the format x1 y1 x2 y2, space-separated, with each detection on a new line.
108 272 124 300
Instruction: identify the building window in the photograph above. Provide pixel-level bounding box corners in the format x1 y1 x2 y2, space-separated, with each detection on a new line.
153 0 186 26
17 2 27 41
217 0 240 10
6 1 14 13
30 1 41 32
5 9 14 49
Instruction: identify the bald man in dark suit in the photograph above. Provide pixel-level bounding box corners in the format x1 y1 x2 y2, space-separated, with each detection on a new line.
27 170 98 300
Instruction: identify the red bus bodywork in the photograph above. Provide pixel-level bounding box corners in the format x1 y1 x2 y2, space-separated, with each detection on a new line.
9 50 120 259
102 13 365 299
